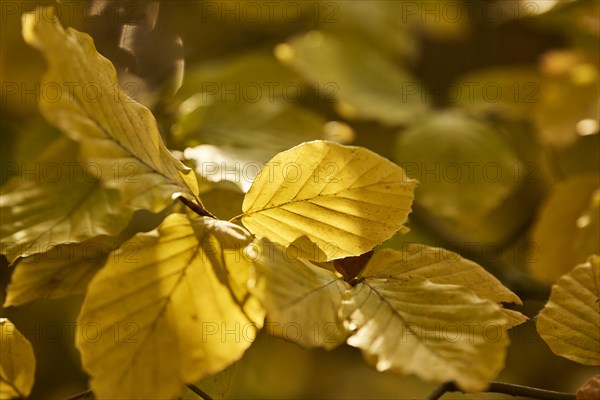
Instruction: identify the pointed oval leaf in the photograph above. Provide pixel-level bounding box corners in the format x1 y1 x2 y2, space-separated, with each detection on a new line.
241 140 417 262
530 176 600 283
363 246 527 328
246 239 350 349
76 214 264 399
395 111 520 224
22 8 199 212
536 256 600 366
0 319 36 399
340 277 509 392
279 31 429 126
0 139 132 262
4 236 119 307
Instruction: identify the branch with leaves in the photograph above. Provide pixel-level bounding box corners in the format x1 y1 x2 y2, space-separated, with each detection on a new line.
1 4 598 400
427 381 576 400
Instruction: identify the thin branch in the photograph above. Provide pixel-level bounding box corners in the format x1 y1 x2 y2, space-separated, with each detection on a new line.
427 381 576 400
229 213 243 223
64 389 92 400
178 196 217 219
186 384 214 400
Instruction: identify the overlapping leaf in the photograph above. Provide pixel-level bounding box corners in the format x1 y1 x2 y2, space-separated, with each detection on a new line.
76 214 264 399
0 319 36 399
242 140 417 262
0 139 132 262
340 276 509 392
365 246 527 327
4 236 120 306
537 256 600 365
23 8 199 212
247 239 350 349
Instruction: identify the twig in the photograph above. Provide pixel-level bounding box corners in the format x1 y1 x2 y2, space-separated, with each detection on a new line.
64 389 92 400
186 384 214 400
427 381 576 400
229 213 243 223
178 196 217 219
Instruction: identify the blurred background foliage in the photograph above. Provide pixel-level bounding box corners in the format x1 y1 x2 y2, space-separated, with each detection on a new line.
1 0 599 398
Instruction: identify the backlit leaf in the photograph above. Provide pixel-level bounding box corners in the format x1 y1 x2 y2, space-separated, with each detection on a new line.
241 140 417 262
0 319 36 399
0 139 132 262
536 256 600 366
4 236 120 307
341 277 509 392
530 175 600 283
76 214 264 399
246 239 350 349
364 246 527 327
22 8 199 212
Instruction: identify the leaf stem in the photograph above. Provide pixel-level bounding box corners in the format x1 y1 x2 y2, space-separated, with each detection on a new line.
186 384 214 400
229 213 243 223
178 196 217 219
64 389 92 400
427 381 576 400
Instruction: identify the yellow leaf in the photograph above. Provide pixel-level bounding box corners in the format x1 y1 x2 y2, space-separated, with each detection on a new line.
22 8 199 213
246 239 350 349
4 236 119 307
0 319 36 399
530 176 600 283
364 246 527 328
537 255 600 366
341 277 509 392
242 140 417 262
0 138 132 262
76 214 264 399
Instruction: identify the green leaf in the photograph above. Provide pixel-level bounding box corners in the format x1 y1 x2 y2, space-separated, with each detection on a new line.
0 319 36 399
241 140 417 262
278 31 429 126
76 213 264 399
0 139 132 262
22 8 199 213
536 255 600 366
395 110 520 223
340 277 509 392
4 236 120 307
246 239 350 349
530 175 600 283
363 246 527 327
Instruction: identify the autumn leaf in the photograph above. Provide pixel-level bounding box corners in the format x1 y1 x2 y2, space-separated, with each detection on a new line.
0 319 36 399
22 8 199 213
241 140 417 262
364 246 527 327
246 238 350 349
530 176 600 283
537 255 600 366
76 214 264 399
4 236 120 307
0 138 132 262
341 277 509 392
